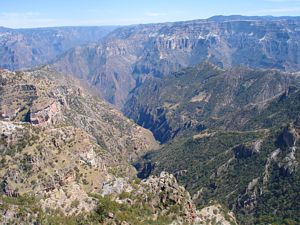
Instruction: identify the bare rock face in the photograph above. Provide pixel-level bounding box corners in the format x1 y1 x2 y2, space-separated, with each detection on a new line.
30 101 62 125
99 171 238 224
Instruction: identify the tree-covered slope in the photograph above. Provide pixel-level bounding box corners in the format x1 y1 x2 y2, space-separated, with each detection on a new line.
136 121 300 224
124 63 300 143
129 63 300 224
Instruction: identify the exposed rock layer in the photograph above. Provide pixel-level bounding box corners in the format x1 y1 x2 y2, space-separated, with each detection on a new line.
52 16 300 106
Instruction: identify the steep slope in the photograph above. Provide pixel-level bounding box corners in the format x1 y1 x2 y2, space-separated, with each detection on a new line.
0 68 239 224
52 16 300 107
124 63 300 143
135 120 300 224
0 67 158 160
52 42 137 107
0 68 193 223
129 62 300 224
0 26 116 71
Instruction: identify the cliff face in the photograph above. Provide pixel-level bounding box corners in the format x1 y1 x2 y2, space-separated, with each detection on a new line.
0 26 115 71
52 17 300 107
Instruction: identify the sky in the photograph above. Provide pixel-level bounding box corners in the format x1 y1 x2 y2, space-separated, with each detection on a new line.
0 0 300 28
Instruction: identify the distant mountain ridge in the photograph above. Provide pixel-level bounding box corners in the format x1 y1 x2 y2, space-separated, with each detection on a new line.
207 15 300 22
51 16 300 107
0 26 116 71
1 16 300 107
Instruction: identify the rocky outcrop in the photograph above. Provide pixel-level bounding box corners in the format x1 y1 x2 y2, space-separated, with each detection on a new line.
30 101 62 125
197 203 238 225
101 177 133 196
100 172 204 224
276 122 299 175
262 149 281 190
277 123 299 148
138 172 198 223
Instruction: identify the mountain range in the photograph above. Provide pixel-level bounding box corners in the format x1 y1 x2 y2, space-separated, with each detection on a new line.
51 16 300 107
0 16 300 224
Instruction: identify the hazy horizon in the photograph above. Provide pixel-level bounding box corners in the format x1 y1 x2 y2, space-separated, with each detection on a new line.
1 14 300 30
1 0 300 28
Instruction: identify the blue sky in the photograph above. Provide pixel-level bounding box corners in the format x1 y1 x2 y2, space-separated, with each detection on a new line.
0 0 300 28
